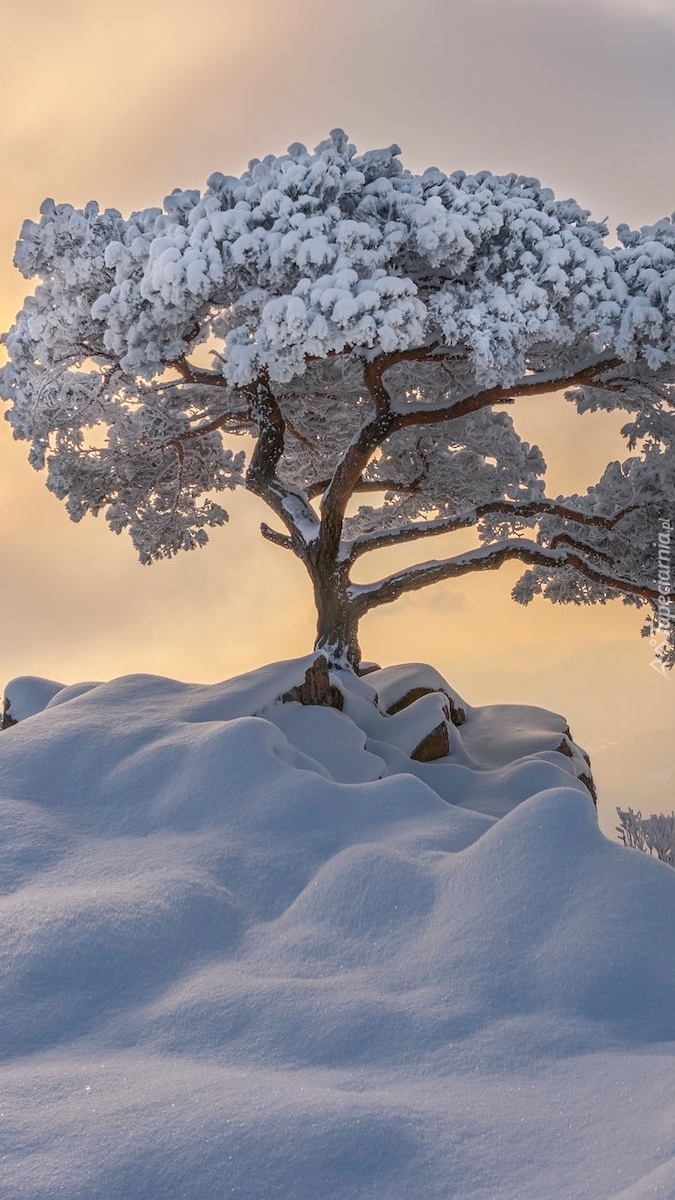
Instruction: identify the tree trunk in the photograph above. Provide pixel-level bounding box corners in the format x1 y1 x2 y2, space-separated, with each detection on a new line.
311 569 361 670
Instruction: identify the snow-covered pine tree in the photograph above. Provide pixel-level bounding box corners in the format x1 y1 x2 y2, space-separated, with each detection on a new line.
2 130 675 668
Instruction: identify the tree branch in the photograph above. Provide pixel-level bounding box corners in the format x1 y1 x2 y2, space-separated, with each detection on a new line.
171 355 229 387
348 537 671 613
284 416 316 452
319 351 440 518
158 374 320 554
307 475 427 501
349 540 563 610
303 350 626 518
560 551 672 604
548 532 614 564
260 522 293 551
389 352 624 431
166 409 251 451
346 499 641 562
315 357 399 565
244 376 319 552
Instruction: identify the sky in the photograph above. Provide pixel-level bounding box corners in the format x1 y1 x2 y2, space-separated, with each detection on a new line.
1 0 675 831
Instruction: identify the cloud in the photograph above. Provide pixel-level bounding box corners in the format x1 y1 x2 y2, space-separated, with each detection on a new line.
103 0 675 232
595 0 675 18
4 0 675 237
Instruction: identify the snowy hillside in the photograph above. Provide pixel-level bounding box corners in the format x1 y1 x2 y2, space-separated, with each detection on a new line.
2 656 675 1199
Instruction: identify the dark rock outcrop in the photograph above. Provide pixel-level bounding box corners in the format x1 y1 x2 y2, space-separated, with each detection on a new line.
410 721 450 762
555 734 597 807
280 656 344 710
386 685 465 726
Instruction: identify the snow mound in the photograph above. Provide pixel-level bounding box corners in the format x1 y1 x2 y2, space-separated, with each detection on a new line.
1 657 674 1199
2 674 64 725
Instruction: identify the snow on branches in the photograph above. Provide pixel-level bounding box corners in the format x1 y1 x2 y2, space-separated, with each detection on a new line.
2 130 675 665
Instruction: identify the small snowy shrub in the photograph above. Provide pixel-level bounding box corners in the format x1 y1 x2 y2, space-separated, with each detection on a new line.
616 807 675 866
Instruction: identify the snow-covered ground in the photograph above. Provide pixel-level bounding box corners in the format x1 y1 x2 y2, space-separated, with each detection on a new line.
2 656 675 1200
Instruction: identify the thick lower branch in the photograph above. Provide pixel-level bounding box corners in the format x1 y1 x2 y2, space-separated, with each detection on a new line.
349 540 561 610
348 538 672 612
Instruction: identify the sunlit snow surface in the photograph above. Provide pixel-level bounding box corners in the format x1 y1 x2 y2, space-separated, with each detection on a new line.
2 656 675 1200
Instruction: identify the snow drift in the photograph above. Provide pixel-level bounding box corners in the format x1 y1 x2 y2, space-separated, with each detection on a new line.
1 656 675 1199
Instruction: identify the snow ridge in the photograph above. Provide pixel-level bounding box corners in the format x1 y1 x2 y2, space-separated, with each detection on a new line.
1 656 674 1199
